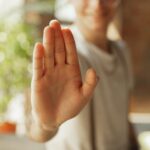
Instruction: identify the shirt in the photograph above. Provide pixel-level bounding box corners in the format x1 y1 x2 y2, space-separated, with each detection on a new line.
45 26 133 150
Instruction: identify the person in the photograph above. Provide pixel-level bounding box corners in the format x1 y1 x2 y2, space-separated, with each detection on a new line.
26 0 139 149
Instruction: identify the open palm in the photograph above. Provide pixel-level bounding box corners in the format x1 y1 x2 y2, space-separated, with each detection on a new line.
31 20 98 131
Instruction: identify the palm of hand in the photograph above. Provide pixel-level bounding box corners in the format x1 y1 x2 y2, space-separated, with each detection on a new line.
34 64 83 125
31 20 97 130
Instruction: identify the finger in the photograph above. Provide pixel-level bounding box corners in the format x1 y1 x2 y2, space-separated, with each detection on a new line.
49 20 65 65
32 43 44 81
43 26 55 71
62 28 79 66
81 68 98 99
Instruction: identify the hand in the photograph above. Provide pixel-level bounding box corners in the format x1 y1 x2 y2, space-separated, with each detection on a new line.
31 20 98 131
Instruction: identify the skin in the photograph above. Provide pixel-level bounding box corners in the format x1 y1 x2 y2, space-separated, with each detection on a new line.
71 0 120 52
27 0 138 148
27 20 98 142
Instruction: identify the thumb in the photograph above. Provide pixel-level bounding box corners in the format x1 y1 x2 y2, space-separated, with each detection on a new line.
81 68 99 99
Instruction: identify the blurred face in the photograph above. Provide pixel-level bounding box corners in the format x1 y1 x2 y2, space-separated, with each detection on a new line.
71 0 120 31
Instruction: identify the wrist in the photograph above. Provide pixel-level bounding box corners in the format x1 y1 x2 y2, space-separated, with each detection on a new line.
27 113 58 142
31 110 59 132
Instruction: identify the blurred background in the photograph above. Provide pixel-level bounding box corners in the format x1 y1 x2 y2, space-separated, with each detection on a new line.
0 0 150 150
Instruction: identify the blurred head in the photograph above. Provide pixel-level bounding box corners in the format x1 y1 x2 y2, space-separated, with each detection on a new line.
70 0 121 32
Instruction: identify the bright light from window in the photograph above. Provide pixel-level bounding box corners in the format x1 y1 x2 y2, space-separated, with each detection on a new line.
55 0 76 22
138 132 150 150
0 0 24 23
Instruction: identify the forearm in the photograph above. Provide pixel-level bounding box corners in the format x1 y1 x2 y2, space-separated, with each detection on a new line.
24 95 58 143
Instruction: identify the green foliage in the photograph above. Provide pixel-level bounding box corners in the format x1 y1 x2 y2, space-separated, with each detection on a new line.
0 22 39 114
0 0 56 115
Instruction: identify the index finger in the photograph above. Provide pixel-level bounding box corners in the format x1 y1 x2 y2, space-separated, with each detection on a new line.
62 28 79 66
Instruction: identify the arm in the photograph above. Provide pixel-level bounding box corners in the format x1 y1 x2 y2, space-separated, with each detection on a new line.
25 95 58 142
26 20 98 142
26 114 58 142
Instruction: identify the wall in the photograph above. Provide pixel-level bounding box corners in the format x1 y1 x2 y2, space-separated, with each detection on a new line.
121 0 150 113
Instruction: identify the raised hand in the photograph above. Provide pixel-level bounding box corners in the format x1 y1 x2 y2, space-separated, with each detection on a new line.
31 20 98 131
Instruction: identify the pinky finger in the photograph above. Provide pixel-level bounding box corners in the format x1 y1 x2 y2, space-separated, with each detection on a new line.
32 43 44 81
